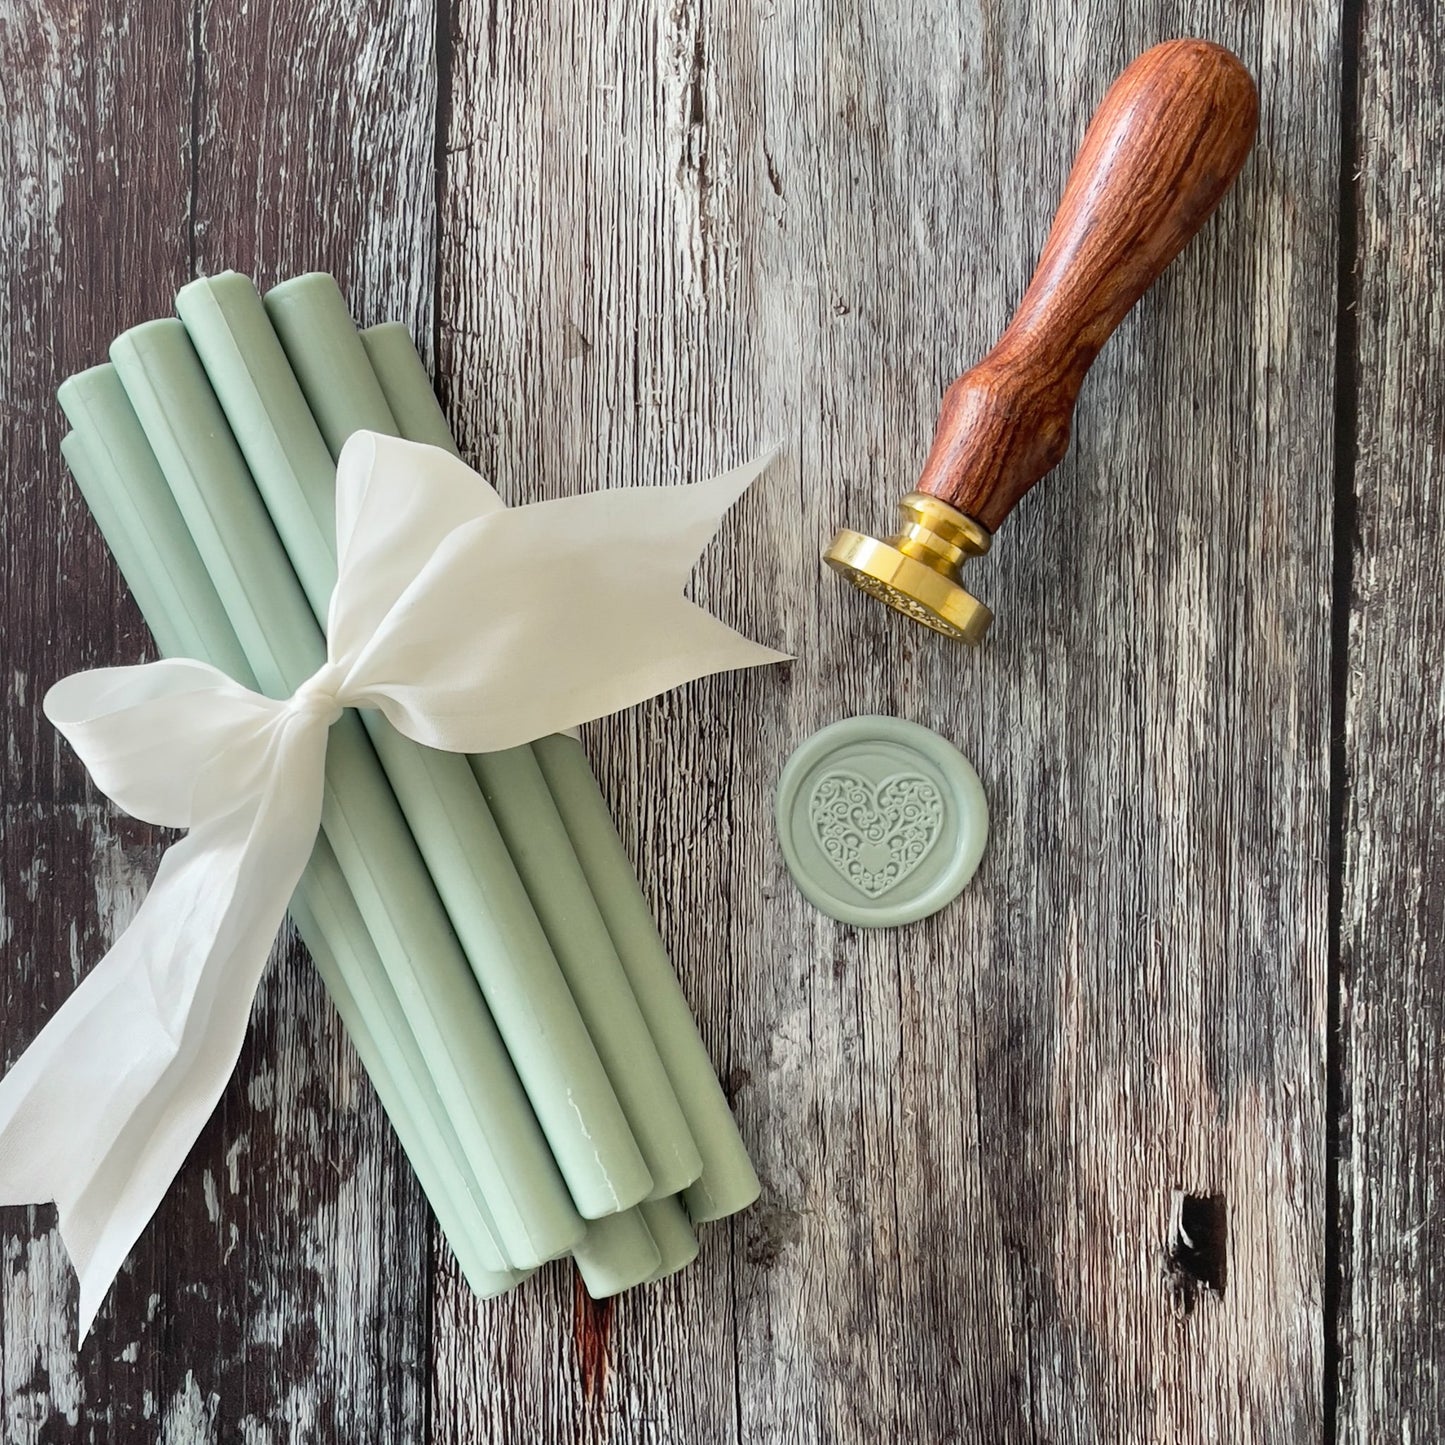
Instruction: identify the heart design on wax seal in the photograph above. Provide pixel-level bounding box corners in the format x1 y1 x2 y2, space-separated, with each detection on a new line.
807 769 945 899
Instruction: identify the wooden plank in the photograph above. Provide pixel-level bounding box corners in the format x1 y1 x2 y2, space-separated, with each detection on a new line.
1337 4 1445 1438
0 1 440 1438
192 0 440 350
0 3 192 1436
166 0 442 1438
435 2 1337 1438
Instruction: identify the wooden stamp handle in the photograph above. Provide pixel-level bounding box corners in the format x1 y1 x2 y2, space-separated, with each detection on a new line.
915 38 1258 531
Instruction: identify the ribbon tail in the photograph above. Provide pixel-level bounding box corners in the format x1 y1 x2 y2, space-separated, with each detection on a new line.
0 714 327 1339
335 449 792 754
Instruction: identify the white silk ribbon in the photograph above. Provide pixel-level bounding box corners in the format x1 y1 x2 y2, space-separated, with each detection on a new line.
0 432 786 1337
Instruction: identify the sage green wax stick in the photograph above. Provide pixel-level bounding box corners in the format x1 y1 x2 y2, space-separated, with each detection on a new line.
176 275 655 1216
58 431 249 677
259 274 699 1197
532 735 760 1223
357 324 455 449
572 1209 661 1299
102 324 587 1266
57 422 526 1297
356 317 757 1222
639 1197 700 1282
292 842 529 1297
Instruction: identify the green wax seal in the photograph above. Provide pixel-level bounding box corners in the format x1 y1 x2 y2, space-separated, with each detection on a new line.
775 716 988 927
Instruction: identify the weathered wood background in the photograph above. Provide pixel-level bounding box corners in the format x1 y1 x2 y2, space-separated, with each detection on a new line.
0 0 1428 1439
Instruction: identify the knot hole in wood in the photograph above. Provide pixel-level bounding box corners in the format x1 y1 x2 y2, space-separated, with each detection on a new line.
1164 1189 1228 1318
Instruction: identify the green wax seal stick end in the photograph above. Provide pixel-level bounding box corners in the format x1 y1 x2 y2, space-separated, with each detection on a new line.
572 1210 662 1299
640 1197 700 1281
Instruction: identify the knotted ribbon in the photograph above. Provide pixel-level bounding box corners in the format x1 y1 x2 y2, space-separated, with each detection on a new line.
0 432 786 1335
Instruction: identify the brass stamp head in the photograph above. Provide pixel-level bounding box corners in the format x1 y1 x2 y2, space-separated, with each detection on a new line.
824 493 994 644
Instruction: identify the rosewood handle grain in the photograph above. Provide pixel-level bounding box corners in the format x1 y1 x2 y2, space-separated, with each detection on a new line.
915 38 1258 531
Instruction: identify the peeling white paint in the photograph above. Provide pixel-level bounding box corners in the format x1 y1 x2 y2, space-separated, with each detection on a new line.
249 1306 284 1349
17 856 45 901
247 1066 275 1112
159 1371 218 1445
3 1222 83 1441
0 873 13 953
225 1134 250 1194
240 1416 276 1445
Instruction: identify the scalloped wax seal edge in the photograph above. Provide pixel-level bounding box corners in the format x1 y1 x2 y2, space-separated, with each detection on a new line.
774 715 988 927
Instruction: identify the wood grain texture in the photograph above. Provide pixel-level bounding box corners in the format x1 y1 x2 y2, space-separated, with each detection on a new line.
0 3 194 1436
1337 1 1445 1438
193 0 440 352
19 0 1436 1439
178 0 442 1439
0 0 440 1439
435 2 1336 1440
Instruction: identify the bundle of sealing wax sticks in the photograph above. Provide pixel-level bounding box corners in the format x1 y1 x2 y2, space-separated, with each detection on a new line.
56 272 757 1298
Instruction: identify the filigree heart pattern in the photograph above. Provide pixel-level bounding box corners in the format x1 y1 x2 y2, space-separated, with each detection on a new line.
807 769 945 899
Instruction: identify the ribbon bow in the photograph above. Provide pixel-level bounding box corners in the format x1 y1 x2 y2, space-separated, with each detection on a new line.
0 432 785 1335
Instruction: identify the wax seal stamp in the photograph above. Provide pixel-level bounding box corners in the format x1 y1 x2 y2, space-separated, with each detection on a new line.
825 39 1258 640
775 716 987 926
